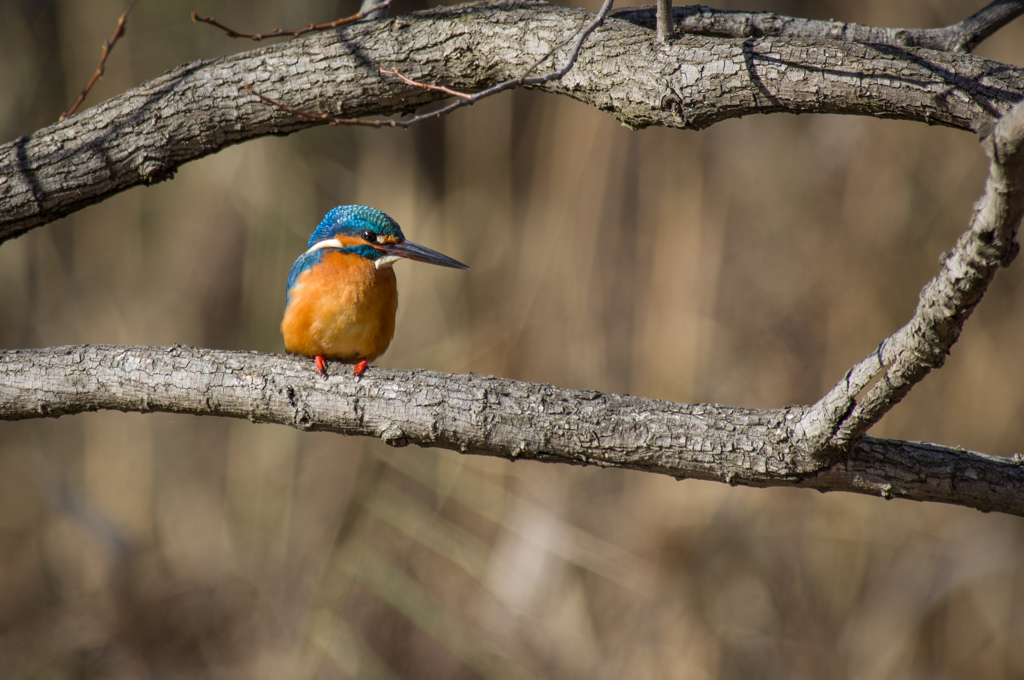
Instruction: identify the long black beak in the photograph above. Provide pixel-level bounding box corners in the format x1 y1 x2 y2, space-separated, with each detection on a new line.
387 240 470 269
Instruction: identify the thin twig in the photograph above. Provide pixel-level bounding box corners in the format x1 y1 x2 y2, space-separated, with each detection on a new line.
656 0 671 42
243 84 402 127
358 0 390 22
379 68 472 99
191 0 393 41
522 0 615 84
399 0 616 125
245 0 614 130
60 0 140 121
247 0 615 129
247 0 610 134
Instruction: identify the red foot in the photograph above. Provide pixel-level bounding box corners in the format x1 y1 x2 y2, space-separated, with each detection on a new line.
314 355 328 376
353 358 369 377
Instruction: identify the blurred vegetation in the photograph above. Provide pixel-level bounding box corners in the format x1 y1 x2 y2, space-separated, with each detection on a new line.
2 0 1024 678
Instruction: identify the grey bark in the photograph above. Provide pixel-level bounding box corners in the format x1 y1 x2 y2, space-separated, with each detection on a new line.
2 1 1024 517
3 1 1024 244
656 0 672 42
2 344 1022 516
797 100 1024 459
359 0 390 21
613 1 1024 53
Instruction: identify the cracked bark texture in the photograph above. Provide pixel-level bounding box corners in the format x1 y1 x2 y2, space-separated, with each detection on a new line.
792 99 1024 459
3 0 1024 243
3 1 1024 518
613 3 1024 53
3 345 1023 516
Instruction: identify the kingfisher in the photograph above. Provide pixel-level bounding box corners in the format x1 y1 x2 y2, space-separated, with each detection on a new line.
281 205 469 377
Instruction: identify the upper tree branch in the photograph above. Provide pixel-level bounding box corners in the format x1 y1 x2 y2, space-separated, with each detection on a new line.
3 1 1023 243
2 344 1022 516
612 0 1024 53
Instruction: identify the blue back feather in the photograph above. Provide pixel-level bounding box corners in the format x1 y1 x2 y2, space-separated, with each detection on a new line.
285 250 322 305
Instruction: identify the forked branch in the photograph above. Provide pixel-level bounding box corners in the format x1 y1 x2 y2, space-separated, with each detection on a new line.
799 100 1024 459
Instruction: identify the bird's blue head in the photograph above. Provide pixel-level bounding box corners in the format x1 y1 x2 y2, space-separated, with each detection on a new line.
304 205 468 270
307 205 405 250
286 205 469 303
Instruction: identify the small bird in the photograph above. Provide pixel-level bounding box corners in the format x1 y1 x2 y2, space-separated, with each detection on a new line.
281 205 469 377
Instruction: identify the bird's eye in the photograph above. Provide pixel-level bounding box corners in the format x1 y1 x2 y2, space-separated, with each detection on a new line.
361 230 376 243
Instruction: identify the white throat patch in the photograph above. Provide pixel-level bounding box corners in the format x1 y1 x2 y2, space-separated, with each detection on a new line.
305 238 397 269
374 255 401 269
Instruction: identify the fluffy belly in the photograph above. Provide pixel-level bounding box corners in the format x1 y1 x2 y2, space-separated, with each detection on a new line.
281 256 397 363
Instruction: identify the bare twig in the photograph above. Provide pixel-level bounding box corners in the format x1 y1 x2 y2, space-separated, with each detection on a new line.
60 0 140 121
656 0 671 42
798 100 1024 458
5 2 1023 243
612 0 1024 53
379 68 472 99
393 0 616 122
359 0 390 22
191 0 393 41
245 0 615 129
243 84 403 127
520 0 616 85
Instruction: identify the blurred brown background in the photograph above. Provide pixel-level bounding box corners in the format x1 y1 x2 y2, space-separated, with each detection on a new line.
2 0 1024 677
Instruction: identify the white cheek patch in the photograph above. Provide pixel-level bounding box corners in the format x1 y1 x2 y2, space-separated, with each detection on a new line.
305 238 344 255
375 255 401 269
305 237 397 268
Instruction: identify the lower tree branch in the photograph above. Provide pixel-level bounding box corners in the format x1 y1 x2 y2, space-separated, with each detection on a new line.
1 344 1022 516
796 101 1024 458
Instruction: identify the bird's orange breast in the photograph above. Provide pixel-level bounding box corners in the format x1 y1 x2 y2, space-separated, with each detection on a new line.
281 250 398 363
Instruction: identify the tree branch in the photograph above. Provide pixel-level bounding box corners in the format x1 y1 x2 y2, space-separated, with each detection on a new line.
612 0 1024 53
952 0 1024 52
2 344 1022 516
796 100 1024 459
3 1 1023 243
3 2 1024 520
